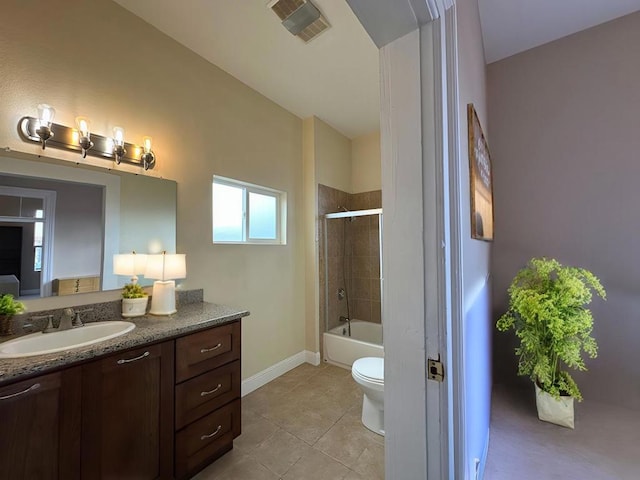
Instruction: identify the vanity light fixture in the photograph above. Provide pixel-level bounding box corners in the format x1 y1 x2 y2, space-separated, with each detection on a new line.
113 251 148 284
112 126 126 164
35 104 55 149
75 116 94 158
140 136 156 170
18 106 158 170
145 252 186 316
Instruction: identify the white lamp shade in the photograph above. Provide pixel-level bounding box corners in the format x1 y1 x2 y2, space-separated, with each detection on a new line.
113 253 148 276
145 253 186 281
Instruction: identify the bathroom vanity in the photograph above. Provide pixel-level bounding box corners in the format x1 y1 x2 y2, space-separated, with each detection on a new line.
0 301 247 480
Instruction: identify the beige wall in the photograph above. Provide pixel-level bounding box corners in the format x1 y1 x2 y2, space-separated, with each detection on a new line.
302 118 319 353
0 0 305 379
351 131 381 193
314 118 352 194
302 116 352 354
489 12 640 408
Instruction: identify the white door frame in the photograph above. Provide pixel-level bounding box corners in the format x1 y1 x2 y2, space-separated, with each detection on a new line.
0 186 56 297
347 0 464 478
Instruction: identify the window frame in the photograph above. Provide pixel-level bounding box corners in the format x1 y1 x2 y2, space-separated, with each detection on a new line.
212 175 287 245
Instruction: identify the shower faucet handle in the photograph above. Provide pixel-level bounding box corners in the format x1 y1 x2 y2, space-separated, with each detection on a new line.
339 316 350 323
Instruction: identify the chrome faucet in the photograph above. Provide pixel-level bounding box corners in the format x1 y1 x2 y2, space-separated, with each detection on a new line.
41 308 93 333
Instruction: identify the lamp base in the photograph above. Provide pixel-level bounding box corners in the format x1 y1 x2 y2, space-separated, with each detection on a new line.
149 280 177 316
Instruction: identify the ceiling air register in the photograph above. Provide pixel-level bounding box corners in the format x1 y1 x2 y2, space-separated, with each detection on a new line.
269 0 330 42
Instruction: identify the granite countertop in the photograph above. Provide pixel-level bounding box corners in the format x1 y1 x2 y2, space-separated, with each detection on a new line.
0 302 249 386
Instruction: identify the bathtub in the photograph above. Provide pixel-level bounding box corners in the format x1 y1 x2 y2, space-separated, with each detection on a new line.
324 320 383 369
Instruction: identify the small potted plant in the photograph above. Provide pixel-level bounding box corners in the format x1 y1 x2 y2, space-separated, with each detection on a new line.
496 257 606 428
121 283 148 318
0 294 26 336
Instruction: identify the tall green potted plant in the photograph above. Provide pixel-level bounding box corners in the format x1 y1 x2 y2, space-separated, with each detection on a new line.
496 257 606 428
0 294 26 336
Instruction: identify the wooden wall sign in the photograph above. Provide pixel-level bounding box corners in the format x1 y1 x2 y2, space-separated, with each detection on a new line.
468 104 494 241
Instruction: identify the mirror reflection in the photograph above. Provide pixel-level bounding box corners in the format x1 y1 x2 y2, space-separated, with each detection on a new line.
0 154 176 299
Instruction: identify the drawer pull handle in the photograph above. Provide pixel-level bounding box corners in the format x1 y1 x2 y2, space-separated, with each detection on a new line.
200 425 222 440
200 384 222 397
117 351 150 364
200 343 222 354
0 382 40 400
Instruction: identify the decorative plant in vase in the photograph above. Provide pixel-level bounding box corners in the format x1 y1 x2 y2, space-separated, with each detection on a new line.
0 294 26 336
496 257 606 428
121 283 148 318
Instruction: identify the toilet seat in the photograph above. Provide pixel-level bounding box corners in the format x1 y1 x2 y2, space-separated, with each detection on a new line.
352 357 384 385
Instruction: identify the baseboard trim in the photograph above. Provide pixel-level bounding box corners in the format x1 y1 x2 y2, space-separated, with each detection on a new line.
241 350 319 397
305 350 321 366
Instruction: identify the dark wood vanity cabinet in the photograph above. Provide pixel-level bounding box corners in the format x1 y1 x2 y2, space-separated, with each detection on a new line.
81 342 175 480
0 368 82 480
0 319 241 480
174 321 241 479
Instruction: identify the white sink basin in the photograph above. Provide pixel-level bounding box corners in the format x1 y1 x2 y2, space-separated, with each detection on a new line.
0 321 135 358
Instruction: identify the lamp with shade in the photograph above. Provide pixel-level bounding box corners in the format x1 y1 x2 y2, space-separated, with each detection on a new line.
145 252 186 316
113 251 148 284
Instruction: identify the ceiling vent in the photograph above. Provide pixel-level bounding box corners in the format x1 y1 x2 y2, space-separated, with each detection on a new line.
268 0 330 43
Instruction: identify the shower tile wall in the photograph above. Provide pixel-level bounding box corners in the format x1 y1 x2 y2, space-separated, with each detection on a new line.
318 185 382 344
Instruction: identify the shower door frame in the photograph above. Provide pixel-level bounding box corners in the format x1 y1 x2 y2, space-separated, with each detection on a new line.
323 208 383 340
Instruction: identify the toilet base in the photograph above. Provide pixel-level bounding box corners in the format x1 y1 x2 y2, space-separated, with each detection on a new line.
361 394 384 436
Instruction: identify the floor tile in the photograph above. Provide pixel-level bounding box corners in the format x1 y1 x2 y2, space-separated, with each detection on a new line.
315 408 385 470
343 470 368 480
210 361 385 479
242 383 290 418
352 442 385 480
251 428 312 476
281 362 326 381
233 409 279 452
191 448 247 479
210 455 280 480
275 407 337 445
283 448 351 480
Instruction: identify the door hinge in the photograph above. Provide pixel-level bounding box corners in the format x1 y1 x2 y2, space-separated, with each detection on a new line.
427 357 444 382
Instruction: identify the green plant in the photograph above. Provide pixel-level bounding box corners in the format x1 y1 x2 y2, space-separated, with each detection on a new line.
121 283 147 299
0 294 25 316
496 257 606 401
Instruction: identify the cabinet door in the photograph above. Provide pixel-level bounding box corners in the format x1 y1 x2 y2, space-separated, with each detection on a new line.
82 342 174 480
0 368 81 480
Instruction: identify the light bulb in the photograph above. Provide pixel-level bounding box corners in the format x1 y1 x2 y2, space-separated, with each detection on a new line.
75 116 93 158
37 104 55 127
113 126 125 146
143 136 152 154
76 116 91 137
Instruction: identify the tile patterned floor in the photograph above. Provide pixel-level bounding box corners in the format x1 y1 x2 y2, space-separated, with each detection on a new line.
193 363 385 480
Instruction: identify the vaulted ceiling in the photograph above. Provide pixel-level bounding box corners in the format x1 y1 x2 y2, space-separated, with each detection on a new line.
114 0 640 138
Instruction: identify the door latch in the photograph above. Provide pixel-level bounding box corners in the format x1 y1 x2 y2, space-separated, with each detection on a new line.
427 357 445 382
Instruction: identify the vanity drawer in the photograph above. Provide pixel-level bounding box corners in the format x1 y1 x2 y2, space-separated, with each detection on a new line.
175 360 240 429
175 399 240 479
176 322 240 383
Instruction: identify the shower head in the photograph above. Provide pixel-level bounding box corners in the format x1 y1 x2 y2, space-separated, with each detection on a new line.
337 206 354 222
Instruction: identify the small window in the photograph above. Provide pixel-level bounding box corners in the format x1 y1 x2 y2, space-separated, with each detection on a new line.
212 176 286 244
34 209 44 272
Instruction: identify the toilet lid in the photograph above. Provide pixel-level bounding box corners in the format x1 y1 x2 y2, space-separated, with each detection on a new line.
353 357 384 382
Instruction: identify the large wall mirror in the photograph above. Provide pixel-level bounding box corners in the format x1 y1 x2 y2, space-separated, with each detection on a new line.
0 154 176 299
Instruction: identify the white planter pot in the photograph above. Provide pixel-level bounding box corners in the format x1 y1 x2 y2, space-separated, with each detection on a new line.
122 297 148 318
535 383 574 429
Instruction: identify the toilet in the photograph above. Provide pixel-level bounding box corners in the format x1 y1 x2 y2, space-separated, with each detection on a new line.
351 357 384 436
